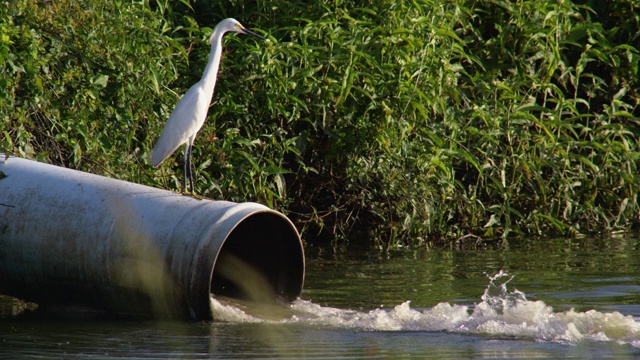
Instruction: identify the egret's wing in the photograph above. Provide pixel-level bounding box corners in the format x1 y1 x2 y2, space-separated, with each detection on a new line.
152 84 209 167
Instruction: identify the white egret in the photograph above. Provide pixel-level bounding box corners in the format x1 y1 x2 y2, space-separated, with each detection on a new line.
152 18 263 194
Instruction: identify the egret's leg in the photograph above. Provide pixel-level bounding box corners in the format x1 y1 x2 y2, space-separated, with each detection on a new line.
187 143 195 193
183 145 190 192
185 144 203 199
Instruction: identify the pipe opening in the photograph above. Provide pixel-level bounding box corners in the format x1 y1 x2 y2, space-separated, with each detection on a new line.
210 212 304 305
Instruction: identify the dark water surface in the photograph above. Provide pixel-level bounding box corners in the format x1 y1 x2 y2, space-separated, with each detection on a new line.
304 236 640 315
2 236 640 359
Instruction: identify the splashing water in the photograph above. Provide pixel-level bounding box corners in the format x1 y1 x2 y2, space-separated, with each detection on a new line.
211 271 640 347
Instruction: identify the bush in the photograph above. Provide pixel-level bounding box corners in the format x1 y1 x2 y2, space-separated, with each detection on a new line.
1 0 189 183
2 0 639 247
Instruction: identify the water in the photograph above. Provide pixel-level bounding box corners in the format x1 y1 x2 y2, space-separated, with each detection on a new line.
2 236 640 358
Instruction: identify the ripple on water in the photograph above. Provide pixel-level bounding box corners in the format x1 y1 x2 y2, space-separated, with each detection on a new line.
211 271 640 348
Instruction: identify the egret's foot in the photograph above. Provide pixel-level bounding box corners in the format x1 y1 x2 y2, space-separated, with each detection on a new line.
181 190 203 200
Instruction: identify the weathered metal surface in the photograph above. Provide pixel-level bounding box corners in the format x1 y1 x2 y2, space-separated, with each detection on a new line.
0 156 304 320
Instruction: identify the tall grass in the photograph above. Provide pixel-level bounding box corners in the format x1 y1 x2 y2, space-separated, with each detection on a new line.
2 0 639 247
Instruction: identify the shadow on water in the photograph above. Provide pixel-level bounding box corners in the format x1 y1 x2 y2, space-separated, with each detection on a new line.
2 236 640 359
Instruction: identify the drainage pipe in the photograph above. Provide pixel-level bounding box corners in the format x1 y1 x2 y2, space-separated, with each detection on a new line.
0 156 304 320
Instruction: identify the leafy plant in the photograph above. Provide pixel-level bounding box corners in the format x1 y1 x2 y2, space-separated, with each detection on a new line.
2 0 638 247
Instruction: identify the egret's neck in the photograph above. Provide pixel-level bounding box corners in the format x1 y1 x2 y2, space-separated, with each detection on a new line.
201 30 225 96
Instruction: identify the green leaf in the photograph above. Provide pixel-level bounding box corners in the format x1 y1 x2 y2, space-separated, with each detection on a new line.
93 75 109 88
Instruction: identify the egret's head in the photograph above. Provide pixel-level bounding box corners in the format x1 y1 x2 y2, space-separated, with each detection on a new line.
211 18 264 44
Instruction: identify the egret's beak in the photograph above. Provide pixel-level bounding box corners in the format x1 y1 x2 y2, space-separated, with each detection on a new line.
241 28 265 40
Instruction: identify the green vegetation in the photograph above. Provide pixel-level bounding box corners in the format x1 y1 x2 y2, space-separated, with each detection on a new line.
2 0 639 247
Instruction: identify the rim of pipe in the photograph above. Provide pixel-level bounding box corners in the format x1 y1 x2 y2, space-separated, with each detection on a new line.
192 205 306 320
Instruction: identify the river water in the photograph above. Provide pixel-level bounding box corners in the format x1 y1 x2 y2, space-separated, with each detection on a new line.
1 236 640 358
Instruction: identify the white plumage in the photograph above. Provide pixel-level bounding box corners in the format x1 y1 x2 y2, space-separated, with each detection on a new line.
152 18 263 193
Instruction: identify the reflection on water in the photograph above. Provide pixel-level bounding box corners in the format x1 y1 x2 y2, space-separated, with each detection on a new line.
2 236 640 359
302 236 640 316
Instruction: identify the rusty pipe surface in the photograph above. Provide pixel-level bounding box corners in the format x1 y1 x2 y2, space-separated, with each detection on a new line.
0 156 304 320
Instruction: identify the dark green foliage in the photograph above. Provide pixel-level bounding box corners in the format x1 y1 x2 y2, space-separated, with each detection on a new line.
2 0 639 247
1 0 188 185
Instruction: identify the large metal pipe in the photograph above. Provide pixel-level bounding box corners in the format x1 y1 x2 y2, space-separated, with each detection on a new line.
0 156 304 320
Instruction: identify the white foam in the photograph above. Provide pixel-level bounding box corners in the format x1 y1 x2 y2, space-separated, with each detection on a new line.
210 271 640 347
209 296 261 323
